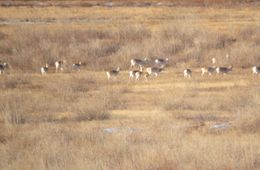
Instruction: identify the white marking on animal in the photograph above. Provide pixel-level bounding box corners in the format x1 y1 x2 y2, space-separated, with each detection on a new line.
129 69 148 81
55 60 65 73
184 69 192 78
0 62 8 75
154 58 169 66
107 67 120 80
216 66 232 74
146 66 163 77
201 67 216 76
212 58 216 65
72 62 82 72
41 64 49 75
129 70 141 80
252 66 260 74
130 58 148 69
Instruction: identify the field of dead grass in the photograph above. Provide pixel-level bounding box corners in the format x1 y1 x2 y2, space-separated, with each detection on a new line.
0 69 260 169
0 3 260 170
0 5 260 71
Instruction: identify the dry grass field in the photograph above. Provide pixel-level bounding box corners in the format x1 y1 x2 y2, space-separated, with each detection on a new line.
0 1 260 170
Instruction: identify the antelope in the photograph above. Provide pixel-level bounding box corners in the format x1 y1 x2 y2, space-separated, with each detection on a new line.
146 66 163 77
129 69 148 81
155 58 169 66
130 58 148 69
106 67 120 80
212 58 216 65
72 62 82 72
0 62 8 75
55 60 65 73
40 64 49 75
184 69 192 78
129 70 142 80
252 66 260 74
216 66 232 74
201 67 216 76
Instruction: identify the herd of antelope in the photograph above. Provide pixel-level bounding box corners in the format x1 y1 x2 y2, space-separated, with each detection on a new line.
107 57 259 80
0 57 260 80
40 60 82 75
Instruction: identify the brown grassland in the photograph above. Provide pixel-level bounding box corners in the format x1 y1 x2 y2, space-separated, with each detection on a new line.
0 1 260 169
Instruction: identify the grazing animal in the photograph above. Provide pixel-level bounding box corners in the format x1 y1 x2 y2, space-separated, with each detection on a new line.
72 62 82 72
252 66 260 74
129 69 148 81
129 70 142 80
201 67 215 76
212 58 216 65
106 67 120 80
216 66 232 74
130 58 148 69
55 60 65 73
40 64 49 75
184 69 192 78
146 66 163 77
155 58 169 66
0 62 8 75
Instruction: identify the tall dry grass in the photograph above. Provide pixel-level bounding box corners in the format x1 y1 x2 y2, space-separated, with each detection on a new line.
0 74 128 126
0 5 260 170
1 22 260 72
0 67 259 170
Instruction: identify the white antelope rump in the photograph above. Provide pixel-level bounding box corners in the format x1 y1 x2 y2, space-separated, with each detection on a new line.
146 66 163 77
201 67 216 76
72 62 82 72
55 60 65 73
212 58 216 65
155 58 169 66
184 69 192 78
130 58 148 69
0 62 8 75
252 66 260 74
106 67 120 80
40 64 49 75
129 70 148 81
216 66 232 74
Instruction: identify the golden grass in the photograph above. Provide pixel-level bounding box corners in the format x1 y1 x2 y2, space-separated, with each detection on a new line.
1 5 260 34
0 69 260 169
0 4 260 170
1 5 260 72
